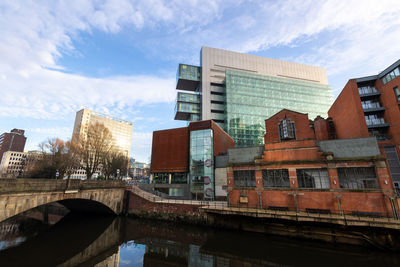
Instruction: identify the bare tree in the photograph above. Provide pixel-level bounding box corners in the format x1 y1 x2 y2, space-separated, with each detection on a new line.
24 138 79 179
75 122 113 179
102 150 129 179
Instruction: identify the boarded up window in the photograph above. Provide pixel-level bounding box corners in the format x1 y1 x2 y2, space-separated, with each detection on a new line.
234 170 255 187
262 169 290 187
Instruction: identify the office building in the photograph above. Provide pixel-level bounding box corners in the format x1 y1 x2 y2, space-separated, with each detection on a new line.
0 150 42 178
72 109 133 158
0 129 26 162
150 120 234 200
0 151 26 178
225 109 398 218
175 47 333 146
328 59 400 189
128 158 150 179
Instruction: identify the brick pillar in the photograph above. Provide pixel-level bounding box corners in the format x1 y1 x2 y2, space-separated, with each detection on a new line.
375 159 396 217
255 167 263 209
226 167 234 207
255 169 263 189
375 160 394 192
289 168 298 188
227 167 234 192
328 165 340 189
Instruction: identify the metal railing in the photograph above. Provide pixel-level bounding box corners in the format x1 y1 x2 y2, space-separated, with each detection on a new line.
365 118 387 126
358 86 379 95
362 102 382 109
127 185 227 208
127 185 400 224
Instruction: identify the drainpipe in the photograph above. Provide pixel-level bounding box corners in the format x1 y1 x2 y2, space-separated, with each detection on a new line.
383 193 399 220
336 194 343 216
389 196 399 220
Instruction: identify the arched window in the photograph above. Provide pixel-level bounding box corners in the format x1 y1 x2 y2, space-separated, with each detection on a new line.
279 118 296 141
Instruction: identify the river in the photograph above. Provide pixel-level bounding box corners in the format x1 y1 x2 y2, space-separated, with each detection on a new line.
0 210 399 266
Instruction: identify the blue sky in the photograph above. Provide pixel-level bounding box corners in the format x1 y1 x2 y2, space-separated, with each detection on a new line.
1 0 400 162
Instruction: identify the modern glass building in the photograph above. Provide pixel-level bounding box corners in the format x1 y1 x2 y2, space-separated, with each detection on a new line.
189 128 214 199
225 69 333 146
175 46 334 146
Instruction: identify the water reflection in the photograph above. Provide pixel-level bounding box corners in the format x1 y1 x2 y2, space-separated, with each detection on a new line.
0 214 400 266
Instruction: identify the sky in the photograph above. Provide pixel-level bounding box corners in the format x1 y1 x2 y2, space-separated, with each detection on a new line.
1 0 400 163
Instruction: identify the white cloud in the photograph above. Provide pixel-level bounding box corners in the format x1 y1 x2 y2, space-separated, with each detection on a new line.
1 0 400 161
27 127 71 135
0 69 175 119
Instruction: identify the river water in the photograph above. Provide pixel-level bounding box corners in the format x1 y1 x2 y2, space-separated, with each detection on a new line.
0 212 399 267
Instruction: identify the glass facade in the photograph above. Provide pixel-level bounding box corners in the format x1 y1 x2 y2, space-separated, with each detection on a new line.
175 92 201 121
225 69 333 146
177 92 200 103
177 64 201 82
189 129 214 200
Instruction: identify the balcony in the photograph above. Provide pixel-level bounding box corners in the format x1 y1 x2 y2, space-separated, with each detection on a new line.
365 118 390 129
176 64 201 91
358 86 380 98
362 102 385 113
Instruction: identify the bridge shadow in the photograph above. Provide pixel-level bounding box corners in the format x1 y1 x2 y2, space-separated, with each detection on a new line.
0 213 119 267
58 198 116 215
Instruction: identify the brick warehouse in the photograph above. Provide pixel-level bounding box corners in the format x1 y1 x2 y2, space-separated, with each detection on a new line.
227 109 399 218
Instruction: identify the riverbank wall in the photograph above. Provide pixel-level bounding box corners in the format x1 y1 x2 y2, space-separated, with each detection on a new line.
124 187 400 250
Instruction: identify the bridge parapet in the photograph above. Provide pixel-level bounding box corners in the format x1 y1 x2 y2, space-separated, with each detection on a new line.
0 179 125 194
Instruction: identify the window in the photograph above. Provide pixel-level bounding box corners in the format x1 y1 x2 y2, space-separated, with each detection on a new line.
394 86 400 101
297 169 330 189
382 67 400 85
234 170 255 187
211 91 225 96
262 169 290 187
279 118 296 140
337 167 378 189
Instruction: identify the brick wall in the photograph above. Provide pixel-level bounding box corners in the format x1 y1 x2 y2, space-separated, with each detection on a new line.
264 109 315 143
126 191 206 219
328 79 369 139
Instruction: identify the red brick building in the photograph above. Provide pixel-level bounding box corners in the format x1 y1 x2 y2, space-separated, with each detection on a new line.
227 109 398 218
150 120 234 200
0 129 26 163
328 59 400 189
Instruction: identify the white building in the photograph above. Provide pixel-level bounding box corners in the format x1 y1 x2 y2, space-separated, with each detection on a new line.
71 109 133 179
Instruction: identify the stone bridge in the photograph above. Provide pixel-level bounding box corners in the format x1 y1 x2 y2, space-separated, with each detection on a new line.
0 179 126 222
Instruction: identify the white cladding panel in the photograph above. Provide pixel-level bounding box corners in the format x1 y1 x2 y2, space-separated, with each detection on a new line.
201 46 329 120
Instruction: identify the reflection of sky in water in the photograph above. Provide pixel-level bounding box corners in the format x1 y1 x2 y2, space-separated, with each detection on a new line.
0 237 26 251
119 241 146 267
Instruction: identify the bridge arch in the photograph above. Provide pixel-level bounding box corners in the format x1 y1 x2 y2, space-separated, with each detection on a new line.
0 179 125 223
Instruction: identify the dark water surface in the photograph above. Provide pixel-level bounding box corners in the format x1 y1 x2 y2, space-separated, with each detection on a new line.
0 213 399 267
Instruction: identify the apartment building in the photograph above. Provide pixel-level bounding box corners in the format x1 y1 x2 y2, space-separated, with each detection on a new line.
329 59 400 189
